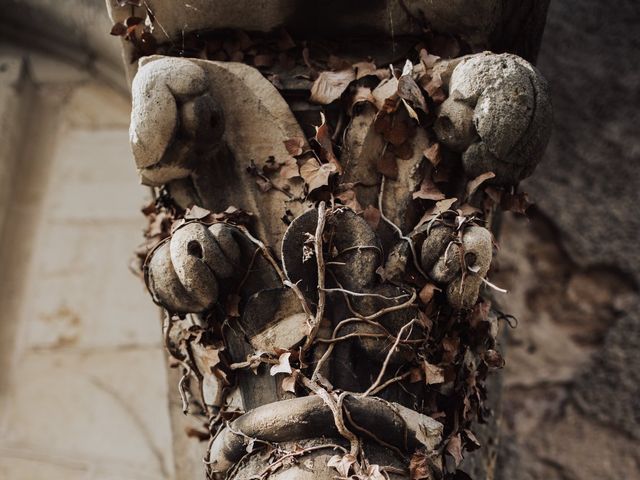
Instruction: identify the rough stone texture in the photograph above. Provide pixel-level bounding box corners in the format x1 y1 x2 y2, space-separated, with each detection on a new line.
435 52 552 185
494 1 640 476
529 0 640 438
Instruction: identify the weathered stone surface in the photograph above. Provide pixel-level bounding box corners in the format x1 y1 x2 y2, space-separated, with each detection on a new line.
421 224 493 309
523 0 640 451
130 55 310 249
107 0 497 47
436 52 552 185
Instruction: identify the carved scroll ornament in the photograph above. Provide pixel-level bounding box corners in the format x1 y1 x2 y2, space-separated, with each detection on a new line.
122 15 551 480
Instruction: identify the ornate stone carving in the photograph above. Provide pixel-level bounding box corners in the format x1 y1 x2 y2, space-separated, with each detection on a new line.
112 2 552 478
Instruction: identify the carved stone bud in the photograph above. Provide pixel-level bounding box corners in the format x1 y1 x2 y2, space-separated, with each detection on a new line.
434 52 552 184
145 222 241 314
421 224 492 309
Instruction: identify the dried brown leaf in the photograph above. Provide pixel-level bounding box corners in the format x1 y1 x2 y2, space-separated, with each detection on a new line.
315 113 343 174
363 205 381 230
300 159 337 193
374 111 413 146
371 76 399 110
419 283 439 304
281 375 297 393
463 429 481 451
484 349 505 369
327 454 357 477
270 352 293 376
413 171 445 201
376 150 399 179
446 434 464 467
283 137 305 156
110 22 127 36
310 69 355 105
336 189 362 213
398 60 428 113
184 205 212 220
279 157 301 180
353 61 377 79
423 142 442 167
423 360 445 385
466 171 495 198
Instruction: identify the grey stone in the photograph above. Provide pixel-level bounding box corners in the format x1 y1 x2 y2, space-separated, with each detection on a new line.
435 52 552 184
421 224 493 309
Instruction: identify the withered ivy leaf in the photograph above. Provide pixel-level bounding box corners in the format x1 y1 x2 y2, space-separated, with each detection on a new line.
279 157 301 180
419 283 439 304
463 429 481 451
374 110 413 146
110 22 127 36
423 360 445 385
441 335 460 364
410 449 441 480
353 61 377 79
416 198 457 227
465 171 495 198
283 137 305 156
363 205 381 230
185 427 210 441
413 170 445 201
446 434 464 467
398 60 428 114
457 204 482 216
270 352 293 376
371 75 399 110
125 16 144 27
281 375 297 394
184 205 211 220
314 114 343 174
376 149 399 179
484 349 505 369
327 454 357 477
363 464 386 480
336 189 362 213
419 48 441 70
423 142 442 167
300 158 337 193
309 69 355 105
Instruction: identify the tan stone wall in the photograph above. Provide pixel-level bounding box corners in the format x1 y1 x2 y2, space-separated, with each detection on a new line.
0 47 175 479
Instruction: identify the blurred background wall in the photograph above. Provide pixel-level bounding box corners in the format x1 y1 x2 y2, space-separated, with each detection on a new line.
0 1 638 479
0 2 175 479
